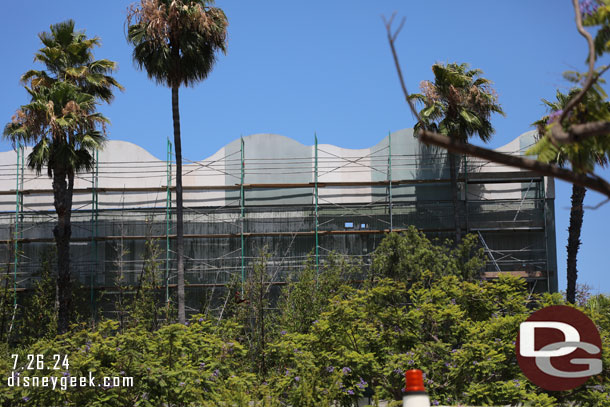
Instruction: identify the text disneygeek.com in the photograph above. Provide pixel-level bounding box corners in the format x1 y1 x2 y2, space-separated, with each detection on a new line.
7 372 134 391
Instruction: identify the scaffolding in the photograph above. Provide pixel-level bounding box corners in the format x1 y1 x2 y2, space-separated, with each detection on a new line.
0 129 558 318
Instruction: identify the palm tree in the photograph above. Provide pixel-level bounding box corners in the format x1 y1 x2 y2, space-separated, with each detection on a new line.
4 82 108 334
409 63 504 243
127 0 228 323
531 76 610 303
3 20 121 334
22 20 122 103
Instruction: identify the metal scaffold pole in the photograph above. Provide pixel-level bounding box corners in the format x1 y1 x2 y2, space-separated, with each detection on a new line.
542 179 551 291
240 137 245 295
464 154 469 233
90 149 99 315
13 144 22 314
19 146 24 218
388 132 393 232
166 139 172 305
314 134 319 282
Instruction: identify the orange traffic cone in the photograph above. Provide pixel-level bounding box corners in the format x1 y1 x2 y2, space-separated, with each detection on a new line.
403 369 431 407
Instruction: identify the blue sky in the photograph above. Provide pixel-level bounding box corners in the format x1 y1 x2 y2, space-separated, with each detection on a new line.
1 1 609 294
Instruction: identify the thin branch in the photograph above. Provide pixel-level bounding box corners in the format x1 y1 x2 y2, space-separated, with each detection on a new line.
382 14 421 122
561 0 597 119
568 120 610 139
391 15 405 42
417 130 610 198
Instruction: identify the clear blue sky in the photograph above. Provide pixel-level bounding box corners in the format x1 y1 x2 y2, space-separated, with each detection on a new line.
1 1 609 295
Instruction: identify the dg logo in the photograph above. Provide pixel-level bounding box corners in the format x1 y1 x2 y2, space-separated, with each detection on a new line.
516 305 603 391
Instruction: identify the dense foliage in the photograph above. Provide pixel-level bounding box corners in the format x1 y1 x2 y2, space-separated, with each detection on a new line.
1 229 608 406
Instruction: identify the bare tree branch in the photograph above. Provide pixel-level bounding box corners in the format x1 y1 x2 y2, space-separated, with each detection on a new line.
560 0 597 120
382 14 421 122
383 12 610 198
417 130 610 197
569 120 610 139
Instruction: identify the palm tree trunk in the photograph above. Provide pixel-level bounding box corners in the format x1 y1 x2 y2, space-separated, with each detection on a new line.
566 184 586 304
172 85 186 324
449 153 461 243
53 169 73 334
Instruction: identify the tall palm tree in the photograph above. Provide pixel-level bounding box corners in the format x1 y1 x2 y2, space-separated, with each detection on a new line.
4 82 108 334
531 77 610 303
409 63 504 243
3 20 121 334
127 0 228 324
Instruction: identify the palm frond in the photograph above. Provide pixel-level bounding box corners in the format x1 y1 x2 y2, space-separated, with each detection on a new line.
530 80 610 172
127 0 228 88
413 62 502 144
5 19 117 177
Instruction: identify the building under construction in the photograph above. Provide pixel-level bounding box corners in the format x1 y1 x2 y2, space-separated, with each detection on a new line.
0 129 558 316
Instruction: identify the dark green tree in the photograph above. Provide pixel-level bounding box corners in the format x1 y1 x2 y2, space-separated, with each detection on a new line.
18 249 57 343
127 0 229 324
130 235 165 331
279 252 360 334
370 226 486 285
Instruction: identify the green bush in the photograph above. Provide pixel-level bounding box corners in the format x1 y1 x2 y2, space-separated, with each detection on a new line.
1 230 608 406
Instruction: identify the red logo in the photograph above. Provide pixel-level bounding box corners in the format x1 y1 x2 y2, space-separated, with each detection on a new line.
516 305 602 391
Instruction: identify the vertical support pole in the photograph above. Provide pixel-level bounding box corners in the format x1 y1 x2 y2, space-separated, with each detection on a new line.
13 144 21 312
165 138 172 305
90 149 99 315
314 134 319 283
19 147 24 219
464 154 469 233
542 178 551 292
388 132 393 232
240 137 245 295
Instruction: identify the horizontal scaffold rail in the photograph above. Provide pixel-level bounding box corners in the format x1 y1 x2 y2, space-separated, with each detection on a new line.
465 171 543 184
0 227 545 244
0 171 543 196
6 271 548 293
